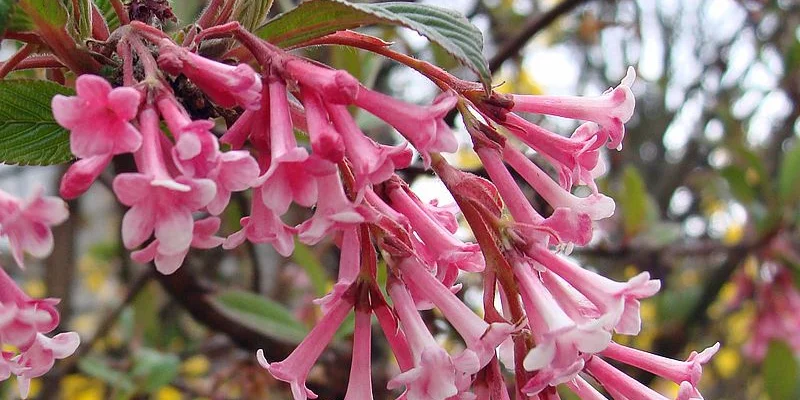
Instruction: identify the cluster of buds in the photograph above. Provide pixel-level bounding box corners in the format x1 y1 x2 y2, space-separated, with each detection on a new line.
43 16 720 399
0 189 79 398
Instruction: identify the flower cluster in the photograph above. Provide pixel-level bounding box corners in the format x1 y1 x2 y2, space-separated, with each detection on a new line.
0 188 78 398
46 21 720 399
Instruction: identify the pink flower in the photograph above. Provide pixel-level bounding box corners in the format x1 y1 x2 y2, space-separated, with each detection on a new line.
564 375 608 400
600 341 719 399
353 89 459 167
52 75 142 159
326 104 412 191
296 172 371 245
283 59 361 105
584 356 671 400
255 75 319 215
113 107 216 273
258 284 356 400
206 150 260 215
396 251 514 368
156 95 221 179
344 307 374 400
14 332 80 398
300 86 345 162
386 179 484 275
511 67 635 150
157 39 262 110
527 245 660 335
0 268 60 349
60 155 113 199
743 266 800 360
387 280 478 400
0 187 69 268
131 217 224 274
224 189 296 257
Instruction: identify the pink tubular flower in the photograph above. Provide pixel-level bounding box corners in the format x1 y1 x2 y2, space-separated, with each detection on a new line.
206 150 260 215
60 154 113 199
0 187 69 269
743 265 800 360
527 245 660 335
344 306 374 400
300 85 345 162
386 180 484 282
283 59 361 105
113 107 216 273
131 217 225 274
296 172 371 245
600 341 719 399
14 332 80 398
510 67 636 150
353 89 459 167
387 280 478 400
258 284 355 400
565 375 608 400
224 189 296 257
52 74 142 159
584 356 671 400
157 39 262 110
396 252 514 368
156 95 221 178
255 75 319 215
326 104 413 191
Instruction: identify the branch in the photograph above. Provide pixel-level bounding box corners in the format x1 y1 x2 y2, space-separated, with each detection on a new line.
488 0 597 72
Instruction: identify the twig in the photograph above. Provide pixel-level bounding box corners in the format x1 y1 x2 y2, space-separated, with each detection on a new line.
0 43 35 79
488 0 596 72
110 0 130 25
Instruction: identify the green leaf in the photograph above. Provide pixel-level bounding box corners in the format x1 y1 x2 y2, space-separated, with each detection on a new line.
779 141 800 206
93 0 120 31
18 0 68 27
0 0 12 36
256 0 491 88
0 80 74 166
763 340 800 400
232 0 273 31
211 290 308 344
721 166 757 204
292 239 330 297
78 356 137 393
131 348 180 393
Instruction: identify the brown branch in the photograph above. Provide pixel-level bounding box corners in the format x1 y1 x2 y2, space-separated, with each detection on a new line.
488 0 598 72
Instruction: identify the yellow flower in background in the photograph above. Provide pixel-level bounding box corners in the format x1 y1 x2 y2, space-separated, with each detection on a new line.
155 386 183 400
60 374 105 400
713 347 741 379
181 355 211 377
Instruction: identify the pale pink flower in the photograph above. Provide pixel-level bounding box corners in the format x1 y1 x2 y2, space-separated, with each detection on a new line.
387 280 478 400
224 189 296 257
14 332 80 399
584 356 671 400
206 150 260 215
326 104 413 191
527 245 660 335
296 172 371 245
0 268 60 349
396 251 514 367
353 89 459 167
60 155 113 199
0 188 68 269
113 107 216 272
156 95 221 178
255 75 319 215
564 375 608 400
258 284 355 400
131 217 225 274
52 74 142 158
387 179 484 274
503 145 615 219
511 67 635 150
600 341 719 399
157 39 262 110
743 266 800 359
344 307 374 400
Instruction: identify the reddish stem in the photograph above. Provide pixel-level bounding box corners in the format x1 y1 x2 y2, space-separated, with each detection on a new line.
3 31 44 45
2 55 65 71
110 0 130 25
0 44 35 79
196 0 224 29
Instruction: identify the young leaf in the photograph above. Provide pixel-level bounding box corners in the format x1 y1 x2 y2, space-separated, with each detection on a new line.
0 80 75 166
211 290 308 344
256 0 491 89
232 0 273 31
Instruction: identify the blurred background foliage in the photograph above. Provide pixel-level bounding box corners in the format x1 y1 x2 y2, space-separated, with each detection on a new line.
1 0 799 399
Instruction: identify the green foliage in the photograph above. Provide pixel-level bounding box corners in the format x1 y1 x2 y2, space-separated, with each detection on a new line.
93 0 120 31
78 356 137 395
131 349 180 393
70 0 93 40
763 341 800 400
619 166 651 237
292 239 330 297
211 290 308 344
721 166 758 205
256 0 491 89
17 0 69 27
233 0 273 31
0 80 74 166
778 141 800 207
0 0 12 36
